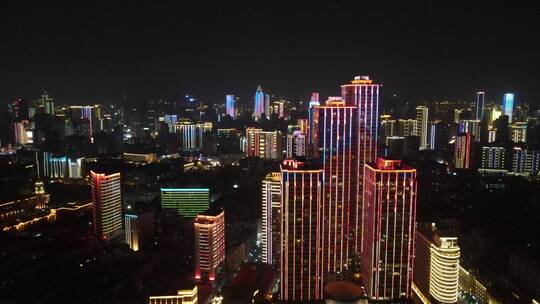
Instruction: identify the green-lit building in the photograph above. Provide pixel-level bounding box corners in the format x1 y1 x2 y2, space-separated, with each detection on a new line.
160 188 210 218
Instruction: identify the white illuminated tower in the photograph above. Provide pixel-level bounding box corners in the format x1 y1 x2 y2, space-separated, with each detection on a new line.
261 172 281 266
416 106 429 150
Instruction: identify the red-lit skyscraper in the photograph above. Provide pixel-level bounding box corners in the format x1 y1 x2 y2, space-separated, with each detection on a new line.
280 159 324 302
91 171 123 240
316 99 358 275
340 76 380 254
194 208 225 282
362 158 417 300
454 132 473 169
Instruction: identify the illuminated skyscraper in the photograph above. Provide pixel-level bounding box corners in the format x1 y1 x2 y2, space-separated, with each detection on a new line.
245 128 282 159
254 85 264 120
261 172 282 266
380 117 396 144
280 159 324 302
416 106 429 150
362 158 417 300
503 93 514 123
225 94 237 119
286 131 306 158
475 91 485 121
413 223 460 304
308 92 320 146
454 133 473 169
316 99 358 274
91 171 123 240
194 208 225 282
481 145 508 170
42 92 55 115
173 120 205 151
340 75 380 254
512 146 540 175
459 119 481 142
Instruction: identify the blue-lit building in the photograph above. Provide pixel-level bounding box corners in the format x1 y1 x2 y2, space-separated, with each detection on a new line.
225 94 237 119
254 85 264 120
476 91 485 120
503 93 514 123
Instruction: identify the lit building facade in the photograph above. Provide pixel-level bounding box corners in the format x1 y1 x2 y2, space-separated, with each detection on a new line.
416 106 429 150
381 117 397 144
510 122 527 143
194 209 225 282
458 120 481 142
254 85 265 120
280 159 324 302
481 145 507 170
475 91 485 121
173 120 204 151
261 172 281 266
413 224 460 304
245 128 282 159
124 211 154 252
512 147 540 175
148 286 198 304
225 94 237 119
91 171 123 240
454 133 472 169
316 100 358 274
286 131 306 158
160 188 210 218
340 75 380 255
362 158 417 300
503 93 514 123
397 119 417 137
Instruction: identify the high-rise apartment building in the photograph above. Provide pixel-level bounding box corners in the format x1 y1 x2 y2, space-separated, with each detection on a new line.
413 223 460 304
340 76 380 256
124 210 155 252
316 99 358 274
194 208 225 282
397 119 417 137
261 172 281 266
245 128 282 159
481 145 508 170
416 106 429 150
459 120 481 142
280 159 324 302
362 158 417 300
286 131 306 158
91 171 123 240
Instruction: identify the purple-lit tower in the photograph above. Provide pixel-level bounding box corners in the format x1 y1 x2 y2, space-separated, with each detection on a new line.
254 85 264 120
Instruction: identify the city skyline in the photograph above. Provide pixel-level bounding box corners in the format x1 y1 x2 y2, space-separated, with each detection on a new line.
2 2 540 104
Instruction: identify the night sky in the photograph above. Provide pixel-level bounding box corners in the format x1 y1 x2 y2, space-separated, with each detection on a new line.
2 1 540 105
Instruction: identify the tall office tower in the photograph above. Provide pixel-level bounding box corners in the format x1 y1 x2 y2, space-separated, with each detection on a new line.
413 224 460 304
265 94 271 116
503 93 515 123
494 115 510 143
386 136 405 158
316 99 358 274
475 92 485 120
13 121 30 145
510 122 528 143
397 119 417 137
286 131 307 158
91 171 123 240
124 211 155 252
42 92 55 115
481 145 508 170
340 76 380 255
245 128 283 159
254 85 264 120
459 119 481 142
488 128 497 143
173 120 206 151
261 172 282 266
308 93 320 146
512 147 540 175
160 188 210 218
280 159 324 302
194 208 225 282
416 106 429 150
225 94 237 119
380 117 396 144
429 121 440 150
453 109 463 124
454 133 473 169
362 158 417 300
43 152 68 178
